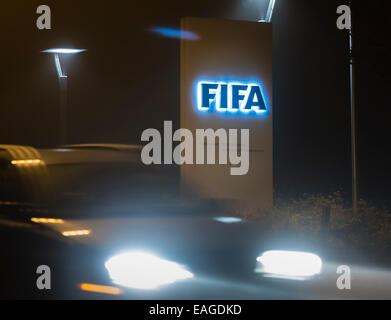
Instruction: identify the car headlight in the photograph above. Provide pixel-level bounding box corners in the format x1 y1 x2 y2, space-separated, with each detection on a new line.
104 251 194 290
255 250 322 280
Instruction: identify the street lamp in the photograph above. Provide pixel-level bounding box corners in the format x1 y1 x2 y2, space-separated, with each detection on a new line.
232 0 276 23
348 0 358 214
259 0 276 22
41 48 87 144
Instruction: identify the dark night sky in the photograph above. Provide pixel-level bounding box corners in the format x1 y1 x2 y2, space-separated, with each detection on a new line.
0 1 390 206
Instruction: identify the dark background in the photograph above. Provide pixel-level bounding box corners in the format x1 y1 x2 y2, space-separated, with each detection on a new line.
0 1 390 206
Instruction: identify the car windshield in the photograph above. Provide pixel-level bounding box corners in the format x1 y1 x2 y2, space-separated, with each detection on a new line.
6 162 216 219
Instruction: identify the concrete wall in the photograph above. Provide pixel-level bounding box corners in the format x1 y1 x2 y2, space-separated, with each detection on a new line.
180 17 273 212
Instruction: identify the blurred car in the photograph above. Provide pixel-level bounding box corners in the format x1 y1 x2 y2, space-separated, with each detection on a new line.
0 144 370 299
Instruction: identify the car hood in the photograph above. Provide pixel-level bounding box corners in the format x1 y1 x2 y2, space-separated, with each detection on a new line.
36 214 322 284
43 215 265 251
39 215 273 275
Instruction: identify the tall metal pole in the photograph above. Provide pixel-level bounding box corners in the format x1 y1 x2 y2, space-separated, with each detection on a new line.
54 53 68 145
349 0 358 213
59 76 68 145
44 49 86 144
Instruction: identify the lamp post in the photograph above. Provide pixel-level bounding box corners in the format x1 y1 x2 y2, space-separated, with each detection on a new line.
41 48 86 145
258 0 276 22
348 0 358 214
265 0 276 22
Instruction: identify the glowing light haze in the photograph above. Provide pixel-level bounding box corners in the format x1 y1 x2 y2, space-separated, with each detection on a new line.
105 251 194 289
256 250 322 278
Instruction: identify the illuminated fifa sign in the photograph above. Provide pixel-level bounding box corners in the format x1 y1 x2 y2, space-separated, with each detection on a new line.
196 80 268 115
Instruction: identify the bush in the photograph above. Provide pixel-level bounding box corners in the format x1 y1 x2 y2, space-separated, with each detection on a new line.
242 192 391 252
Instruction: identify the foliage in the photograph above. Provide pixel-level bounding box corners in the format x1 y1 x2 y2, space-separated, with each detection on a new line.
240 192 391 253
